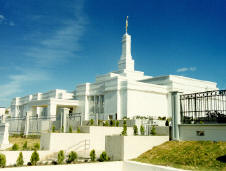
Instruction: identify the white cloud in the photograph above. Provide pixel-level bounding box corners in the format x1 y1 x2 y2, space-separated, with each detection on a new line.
25 6 86 67
0 69 49 105
0 14 5 22
0 14 15 26
9 21 15 26
177 67 196 72
0 1 87 107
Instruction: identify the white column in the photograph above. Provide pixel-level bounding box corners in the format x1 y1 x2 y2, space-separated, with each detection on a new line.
170 91 182 140
24 111 31 136
0 123 11 150
84 96 89 120
47 102 57 119
63 108 69 133
117 90 121 120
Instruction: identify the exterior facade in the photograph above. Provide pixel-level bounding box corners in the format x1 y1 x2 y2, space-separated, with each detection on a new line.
0 107 6 117
9 25 218 121
10 89 78 118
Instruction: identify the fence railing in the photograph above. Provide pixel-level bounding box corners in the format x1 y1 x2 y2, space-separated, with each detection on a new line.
180 90 226 124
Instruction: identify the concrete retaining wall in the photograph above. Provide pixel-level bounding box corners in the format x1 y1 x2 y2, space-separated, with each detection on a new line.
40 133 90 151
123 161 186 171
106 135 169 161
179 124 226 141
1 161 186 171
40 126 133 154
88 126 133 153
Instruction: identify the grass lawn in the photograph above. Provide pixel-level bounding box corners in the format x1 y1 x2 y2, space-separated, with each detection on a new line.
8 135 40 151
134 141 226 171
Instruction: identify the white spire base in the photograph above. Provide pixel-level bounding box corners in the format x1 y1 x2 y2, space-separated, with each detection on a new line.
118 33 135 72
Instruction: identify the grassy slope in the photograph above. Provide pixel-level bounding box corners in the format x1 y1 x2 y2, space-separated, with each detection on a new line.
134 141 226 171
8 136 40 150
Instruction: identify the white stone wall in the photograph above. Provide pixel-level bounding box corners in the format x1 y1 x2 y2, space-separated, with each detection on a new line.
1 161 186 171
40 133 90 151
179 124 226 141
127 89 168 118
88 126 133 153
41 126 133 154
123 161 186 171
105 135 169 161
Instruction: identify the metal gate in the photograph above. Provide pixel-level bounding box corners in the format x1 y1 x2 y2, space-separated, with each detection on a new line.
180 90 226 124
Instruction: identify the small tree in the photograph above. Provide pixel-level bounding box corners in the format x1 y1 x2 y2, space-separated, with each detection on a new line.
123 120 126 125
61 126 64 132
140 125 145 135
33 143 40 150
57 150 65 164
105 120 109 126
133 125 138 135
52 125 56 132
0 153 6 168
109 120 113 126
165 120 169 126
99 151 109 162
22 141 28 150
90 149 96 161
30 150 39 165
69 125 73 133
12 143 19 151
116 120 119 127
66 151 77 163
16 152 24 166
121 123 127 136
151 126 156 135
77 126 80 133
90 119 94 126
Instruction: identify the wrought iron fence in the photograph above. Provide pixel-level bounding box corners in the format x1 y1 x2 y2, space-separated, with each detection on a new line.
180 90 226 124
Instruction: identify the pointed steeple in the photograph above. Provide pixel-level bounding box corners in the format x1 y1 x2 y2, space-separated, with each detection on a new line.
118 16 135 72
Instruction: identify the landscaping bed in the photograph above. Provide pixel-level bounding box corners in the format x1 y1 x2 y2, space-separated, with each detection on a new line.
134 141 226 171
8 135 40 150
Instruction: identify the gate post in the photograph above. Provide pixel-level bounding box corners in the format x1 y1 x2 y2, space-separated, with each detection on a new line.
170 91 182 140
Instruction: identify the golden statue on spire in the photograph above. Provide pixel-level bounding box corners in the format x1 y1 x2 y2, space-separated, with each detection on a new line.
126 16 128 33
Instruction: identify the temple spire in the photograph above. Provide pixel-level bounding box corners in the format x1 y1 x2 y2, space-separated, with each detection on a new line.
118 16 134 72
126 16 128 33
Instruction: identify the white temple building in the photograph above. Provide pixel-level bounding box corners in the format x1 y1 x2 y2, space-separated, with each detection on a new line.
10 18 218 121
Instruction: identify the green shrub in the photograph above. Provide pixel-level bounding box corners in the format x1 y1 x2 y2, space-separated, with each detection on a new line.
121 123 127 136
116 120 119 127
52 125 56 132
33 143 40 150
165 120 169 126
77 126 80 133
99 151 109 162
30 150 39 165
123 120 126 125
151 126 156 135
104 120 109 126
140 125 145 135
90 119 94 126
22 141 28 150
98 120 103 126
0 153 6 168
90 149 96 161
67 151 77 163
61 126 64 132
57 150 65 164
133 125 138 135
69 125 73 133
12 143 19 151
16 152 24 166
110 120 115 126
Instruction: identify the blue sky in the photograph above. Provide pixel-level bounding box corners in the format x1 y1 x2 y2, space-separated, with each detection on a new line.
0 0 226 107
